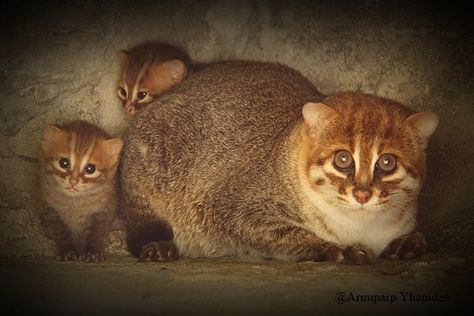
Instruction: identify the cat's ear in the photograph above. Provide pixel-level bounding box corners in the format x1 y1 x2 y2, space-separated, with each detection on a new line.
143 59 186 95
302 102 338 128
104 138 123 163
118 50 128 64
41 125 68 154
405 112 439 148
162 59 187 83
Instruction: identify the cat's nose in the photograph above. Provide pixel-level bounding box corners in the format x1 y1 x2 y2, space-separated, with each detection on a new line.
124 104 135 115
353 188 372 204
69 179 78 186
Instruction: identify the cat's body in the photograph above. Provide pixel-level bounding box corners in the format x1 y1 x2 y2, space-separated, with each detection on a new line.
39 120 123 262
118 42 191 115
121 61 437 263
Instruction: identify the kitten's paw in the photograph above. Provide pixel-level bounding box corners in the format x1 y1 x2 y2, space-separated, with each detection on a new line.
317 244 376 265
78 252 106 263
139 241 179 262
381 232 427 260
56 251 78 262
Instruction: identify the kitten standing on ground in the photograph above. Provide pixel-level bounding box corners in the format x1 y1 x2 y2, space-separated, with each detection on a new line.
121 61 438 264
39 120 123 263
117 42 191 115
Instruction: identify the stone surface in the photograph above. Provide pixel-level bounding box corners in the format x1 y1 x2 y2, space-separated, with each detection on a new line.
1 253 472 315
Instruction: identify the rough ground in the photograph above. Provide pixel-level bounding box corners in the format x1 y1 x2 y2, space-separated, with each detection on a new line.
1 252 472 315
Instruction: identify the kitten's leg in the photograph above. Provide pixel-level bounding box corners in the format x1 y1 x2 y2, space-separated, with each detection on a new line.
38 207 75 261
124 196 178 261
266 226 376 264
81 211 114 263
380 232 427 260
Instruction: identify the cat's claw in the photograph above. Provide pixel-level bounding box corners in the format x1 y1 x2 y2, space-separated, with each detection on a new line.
381 232 427 260
316 244 376 265
139 241 179 262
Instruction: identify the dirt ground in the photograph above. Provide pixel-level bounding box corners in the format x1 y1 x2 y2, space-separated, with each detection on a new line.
1 251 472 316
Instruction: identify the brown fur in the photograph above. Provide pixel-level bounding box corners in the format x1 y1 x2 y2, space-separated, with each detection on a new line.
120 61 437 263
39 120 123 262
118 42 191 115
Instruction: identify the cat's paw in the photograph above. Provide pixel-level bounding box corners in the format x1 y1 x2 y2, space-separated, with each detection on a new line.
317 244 376 265
56 251 79 262
381 232 427 260
139 241 179 262
78 252 106 263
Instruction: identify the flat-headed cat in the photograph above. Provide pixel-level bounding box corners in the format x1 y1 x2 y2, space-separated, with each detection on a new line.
121 61 438 264
39 120 123 263
117 42 191 115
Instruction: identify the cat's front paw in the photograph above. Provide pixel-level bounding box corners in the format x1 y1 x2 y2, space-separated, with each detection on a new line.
317 244 376 265
78 252 106 263
381 232 427 260
139 241 179 262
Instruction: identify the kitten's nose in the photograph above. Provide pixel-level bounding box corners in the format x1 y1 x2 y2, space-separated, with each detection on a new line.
353 188 372 204
124 103 135 115
69 179 78 186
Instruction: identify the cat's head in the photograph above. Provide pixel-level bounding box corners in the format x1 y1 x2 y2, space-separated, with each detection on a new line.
40 120 123 195
117 43 189 115
301 92 438 216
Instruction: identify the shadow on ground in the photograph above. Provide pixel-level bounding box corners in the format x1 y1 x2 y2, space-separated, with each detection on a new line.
1 252 472 315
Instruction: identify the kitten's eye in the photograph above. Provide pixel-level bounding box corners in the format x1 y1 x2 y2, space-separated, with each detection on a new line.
58 158 70 169
376 154 397 173
137 91 148 100
84 164 96 174
333 150 354 171
118 87 127 98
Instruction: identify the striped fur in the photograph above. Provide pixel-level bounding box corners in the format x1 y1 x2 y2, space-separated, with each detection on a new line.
117 42 191 115
39 120 123 261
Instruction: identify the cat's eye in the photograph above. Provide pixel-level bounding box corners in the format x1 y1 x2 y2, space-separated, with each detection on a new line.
333 150 354 171
58 158 70 169
376 153 397 173
118 87 127 98
137 91 148 100
84 164 96 175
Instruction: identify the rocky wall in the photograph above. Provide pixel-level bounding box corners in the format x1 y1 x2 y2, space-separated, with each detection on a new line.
0 0 472 257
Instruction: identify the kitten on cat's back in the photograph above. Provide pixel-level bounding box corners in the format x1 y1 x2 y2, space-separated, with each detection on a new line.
39 120 123 262
121 61 438 263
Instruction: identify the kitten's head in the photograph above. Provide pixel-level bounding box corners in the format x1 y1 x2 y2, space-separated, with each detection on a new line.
117 43 190 115
40 120 123 195
301 92 438 216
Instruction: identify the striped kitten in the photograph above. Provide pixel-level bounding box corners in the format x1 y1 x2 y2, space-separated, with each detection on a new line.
120 62 438 264
117 42 191 115
39 120 123 263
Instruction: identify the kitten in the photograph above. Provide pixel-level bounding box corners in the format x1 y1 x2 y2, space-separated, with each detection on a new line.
120 61 438 264
117 42 191 115
39 120 123 263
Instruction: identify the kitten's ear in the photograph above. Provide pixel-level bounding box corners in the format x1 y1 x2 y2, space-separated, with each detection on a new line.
104 138 124 163
302 102 338 128
143 59 186 95
406 112 439 148
162 59 187 82
41 125 68 154
118 50 128 62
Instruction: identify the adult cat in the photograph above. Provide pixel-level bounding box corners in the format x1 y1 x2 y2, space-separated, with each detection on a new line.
121 61 437 264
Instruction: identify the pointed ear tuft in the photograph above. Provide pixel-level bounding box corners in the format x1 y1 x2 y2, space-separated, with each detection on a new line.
41 125 67 154
406 112 439 138
302 102 338 128
104 138 123 163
